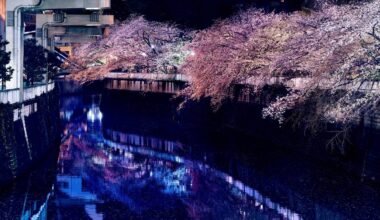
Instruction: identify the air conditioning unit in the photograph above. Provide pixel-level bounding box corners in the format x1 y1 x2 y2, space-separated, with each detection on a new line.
53 13 65 22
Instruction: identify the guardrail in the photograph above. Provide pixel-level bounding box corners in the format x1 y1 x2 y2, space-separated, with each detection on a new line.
0 89 20 104
0 82 55 104
106 72 191 82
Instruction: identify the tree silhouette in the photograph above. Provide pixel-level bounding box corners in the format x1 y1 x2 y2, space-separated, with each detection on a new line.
24 39 46 86
0 37 13 90
46 51 62 81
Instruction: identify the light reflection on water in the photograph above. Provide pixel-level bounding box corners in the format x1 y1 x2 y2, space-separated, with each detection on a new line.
49 101 303 220
5 94 379 220
104 138 301 219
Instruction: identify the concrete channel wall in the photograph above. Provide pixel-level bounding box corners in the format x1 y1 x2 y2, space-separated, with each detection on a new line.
102 73 380 184
0 85 60 186
0 83 55 121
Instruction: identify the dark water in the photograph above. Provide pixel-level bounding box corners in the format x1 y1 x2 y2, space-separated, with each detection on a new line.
1 92 380 220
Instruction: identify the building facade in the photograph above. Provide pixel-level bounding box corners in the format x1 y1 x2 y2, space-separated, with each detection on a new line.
4 0 111 92
36 12 114 56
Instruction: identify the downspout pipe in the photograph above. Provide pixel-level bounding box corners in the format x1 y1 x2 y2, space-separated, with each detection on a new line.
41 13 66 49
12 0 45 103
11 0 45 161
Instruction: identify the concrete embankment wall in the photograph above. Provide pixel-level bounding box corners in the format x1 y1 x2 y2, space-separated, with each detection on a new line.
101 82 380 185
0 89 60 186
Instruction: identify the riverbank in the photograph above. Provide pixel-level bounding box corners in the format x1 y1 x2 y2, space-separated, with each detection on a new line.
1 84 378 219
0 89 61 187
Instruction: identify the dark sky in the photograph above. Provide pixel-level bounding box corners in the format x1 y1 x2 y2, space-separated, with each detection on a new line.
111 0 306 29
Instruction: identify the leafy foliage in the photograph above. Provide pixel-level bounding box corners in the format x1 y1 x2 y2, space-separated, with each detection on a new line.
0 104 18 177
24 39 61 86
24 39 46 86
0 37 13 90
47 51 62 81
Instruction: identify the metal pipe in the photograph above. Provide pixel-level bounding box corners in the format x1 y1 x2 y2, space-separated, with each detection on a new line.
41 12 66 49
10 1 45 157
12 0 45 102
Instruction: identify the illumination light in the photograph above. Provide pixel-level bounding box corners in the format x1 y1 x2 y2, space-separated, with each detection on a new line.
87 108 103 122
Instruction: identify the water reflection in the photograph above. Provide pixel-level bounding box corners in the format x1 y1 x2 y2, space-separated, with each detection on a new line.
2 93 380 219
52 96 304 220
23 192 51 220
0 149 57 220
104 137 302 219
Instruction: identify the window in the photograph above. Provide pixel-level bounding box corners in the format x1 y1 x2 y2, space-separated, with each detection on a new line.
90 13 100 22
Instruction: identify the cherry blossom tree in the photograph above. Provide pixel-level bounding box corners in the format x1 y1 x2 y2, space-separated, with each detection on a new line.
68 15 193 82
68 0 380 142
183 0 380 129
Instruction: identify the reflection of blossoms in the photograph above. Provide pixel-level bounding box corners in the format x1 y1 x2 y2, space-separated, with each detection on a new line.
156 167 191 195
59 114 303 219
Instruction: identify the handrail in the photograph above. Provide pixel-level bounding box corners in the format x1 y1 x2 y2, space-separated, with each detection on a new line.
0 88 20 92
0 82 55 104
106 72 191 82
9 0 46 102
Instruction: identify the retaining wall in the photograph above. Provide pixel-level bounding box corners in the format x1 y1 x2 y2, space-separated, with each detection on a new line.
0 89 60 186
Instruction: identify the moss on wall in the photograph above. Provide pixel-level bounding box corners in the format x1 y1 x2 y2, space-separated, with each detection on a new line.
0 104 18 178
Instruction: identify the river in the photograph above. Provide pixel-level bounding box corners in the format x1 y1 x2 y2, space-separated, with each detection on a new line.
0 90 379 220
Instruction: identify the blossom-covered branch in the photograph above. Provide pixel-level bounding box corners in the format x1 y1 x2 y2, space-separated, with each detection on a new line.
68 15 193 82
182 0 380 124
68 1 380 127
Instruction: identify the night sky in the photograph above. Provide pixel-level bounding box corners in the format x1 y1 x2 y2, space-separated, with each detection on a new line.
111 0 307 29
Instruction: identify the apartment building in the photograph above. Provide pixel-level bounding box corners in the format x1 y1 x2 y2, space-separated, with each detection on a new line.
36 11 114 56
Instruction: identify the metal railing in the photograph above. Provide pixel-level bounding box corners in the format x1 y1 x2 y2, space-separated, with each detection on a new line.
0 82 55 104
0 88 20 104
106 72 191 82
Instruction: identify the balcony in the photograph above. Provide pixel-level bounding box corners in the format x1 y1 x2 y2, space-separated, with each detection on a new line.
39 0 111 10
36 14 114 27
53 35 102 44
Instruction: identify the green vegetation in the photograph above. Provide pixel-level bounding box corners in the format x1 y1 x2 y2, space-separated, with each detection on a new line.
0 37 14 90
